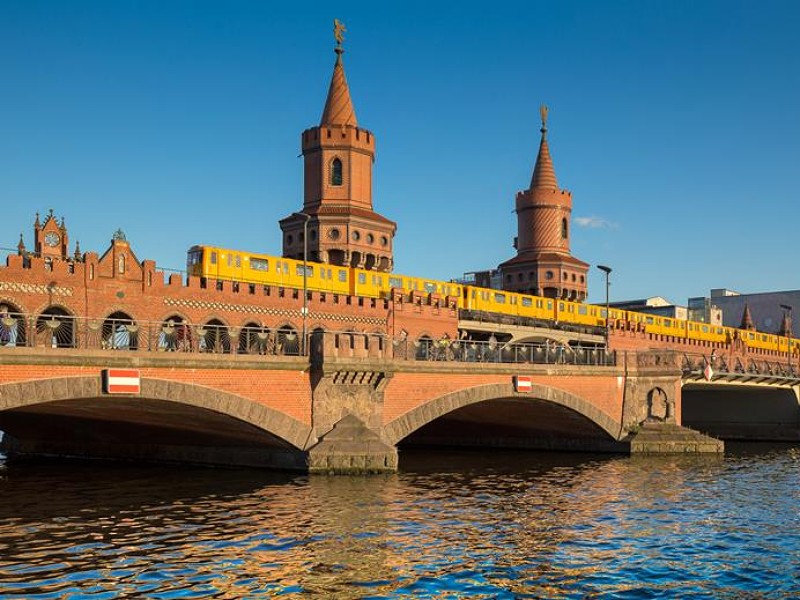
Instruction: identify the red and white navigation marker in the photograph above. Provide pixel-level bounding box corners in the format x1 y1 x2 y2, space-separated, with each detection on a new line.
513 375 532 393
102 369 141 394
703 364 714 382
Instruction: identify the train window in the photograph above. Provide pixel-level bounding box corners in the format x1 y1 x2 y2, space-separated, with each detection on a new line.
320 269 325 280
471 290 476 299
664 319 671 327
424 282 436 293
358 273 366 284
481 291 489 301
762 334 768 341
389 277 402 289
328 269 332 280
235 255 241 268
444 286 450 296
372 275 377 285
494 293 506 304
250 258 269 271
377 276 383 287
338 270 347 282
645 317 654 324
716 328 723 334
210 252 217 265
578 306 587 315
295 265 313 276
537 300 543 308
187 250 202 266
748 332 754 340
226 254 232 267
559 303 564 311
702 326 709 333
522 297 532 307
283 262 289 273
600 309 607 318
547 301 553 310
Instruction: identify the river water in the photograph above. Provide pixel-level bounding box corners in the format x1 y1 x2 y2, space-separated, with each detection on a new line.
0 445 798 598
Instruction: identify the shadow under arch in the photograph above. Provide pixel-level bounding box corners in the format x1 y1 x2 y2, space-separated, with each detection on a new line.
0 376 313 452
383 382 622 446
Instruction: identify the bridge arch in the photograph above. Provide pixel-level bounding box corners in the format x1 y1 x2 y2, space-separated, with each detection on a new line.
0 376 313 451
383 382 621 445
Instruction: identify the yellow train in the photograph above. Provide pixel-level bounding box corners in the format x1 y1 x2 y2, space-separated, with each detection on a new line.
187 244 798 355
187 245 463 300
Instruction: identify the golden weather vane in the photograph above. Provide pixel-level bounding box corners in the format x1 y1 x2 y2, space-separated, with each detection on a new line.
333 19 346 47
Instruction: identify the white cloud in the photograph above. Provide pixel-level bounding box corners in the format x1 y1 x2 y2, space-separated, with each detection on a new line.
574 216 618 229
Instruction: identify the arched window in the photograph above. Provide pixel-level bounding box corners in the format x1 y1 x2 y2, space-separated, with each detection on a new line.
330 158 343 186
562 218 568 239
118 254 126 274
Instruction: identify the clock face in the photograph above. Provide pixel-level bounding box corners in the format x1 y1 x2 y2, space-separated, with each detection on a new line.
44 232 60 247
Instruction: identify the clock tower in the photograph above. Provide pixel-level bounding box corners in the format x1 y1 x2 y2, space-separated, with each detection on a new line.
33 209 69 260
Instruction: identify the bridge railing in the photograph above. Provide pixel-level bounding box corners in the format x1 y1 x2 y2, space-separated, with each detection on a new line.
0 312 303 357
390 337 616 366
682 351 798 381
0 310 616 366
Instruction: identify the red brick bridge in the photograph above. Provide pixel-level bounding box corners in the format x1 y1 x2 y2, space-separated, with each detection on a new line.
2 230 799 472
2 329 798 472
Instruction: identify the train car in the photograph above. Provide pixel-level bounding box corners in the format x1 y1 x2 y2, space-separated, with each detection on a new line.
556 299 606 329
516 293 555 323
187 245 351 295
741 329 781 352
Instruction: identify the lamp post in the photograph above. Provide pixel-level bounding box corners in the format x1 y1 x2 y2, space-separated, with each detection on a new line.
597 265 612 352
293 212 311 356
780 303 792 373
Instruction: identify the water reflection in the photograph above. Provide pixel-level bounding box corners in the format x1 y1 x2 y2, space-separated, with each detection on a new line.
0 446 798 598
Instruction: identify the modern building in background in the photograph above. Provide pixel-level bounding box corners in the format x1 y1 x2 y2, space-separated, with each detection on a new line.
688 289 798 336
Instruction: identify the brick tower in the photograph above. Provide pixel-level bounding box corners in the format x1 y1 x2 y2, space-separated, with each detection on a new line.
499 106 588 300
280 21 396 272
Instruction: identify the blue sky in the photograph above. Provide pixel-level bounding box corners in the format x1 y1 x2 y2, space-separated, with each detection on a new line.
1 1 798 305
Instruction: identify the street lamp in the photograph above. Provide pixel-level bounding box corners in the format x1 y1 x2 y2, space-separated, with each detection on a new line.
293 212 311 356
597 265 612 352
780 303 792 373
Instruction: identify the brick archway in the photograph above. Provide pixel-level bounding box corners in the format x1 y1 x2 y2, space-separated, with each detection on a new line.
0 376 313 450
383 382 621 445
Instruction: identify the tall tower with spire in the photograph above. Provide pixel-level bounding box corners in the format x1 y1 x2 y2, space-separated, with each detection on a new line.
498 106 588 300
280 20 396 272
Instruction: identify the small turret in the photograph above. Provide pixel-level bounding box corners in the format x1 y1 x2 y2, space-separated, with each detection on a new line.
740 303 755 331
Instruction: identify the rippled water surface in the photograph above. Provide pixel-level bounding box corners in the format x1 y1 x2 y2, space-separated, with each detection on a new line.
1 445 799 598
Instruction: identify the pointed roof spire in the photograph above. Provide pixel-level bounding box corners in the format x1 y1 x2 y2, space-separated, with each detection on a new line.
780 312 793 337
740 303 755 330
320 19 357 127
74 240 82 261
17 233 26 255
530 104 558 189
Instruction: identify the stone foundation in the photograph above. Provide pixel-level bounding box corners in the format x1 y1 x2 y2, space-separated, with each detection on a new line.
307 414 397 474
629 422 724 453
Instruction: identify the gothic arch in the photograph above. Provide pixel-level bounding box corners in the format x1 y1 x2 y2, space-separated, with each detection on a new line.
0 376 313 450
383 382 621 445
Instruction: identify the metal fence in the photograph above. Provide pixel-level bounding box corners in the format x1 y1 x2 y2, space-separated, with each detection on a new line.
0 310 615 366
0 312 302 356
395 338 615 366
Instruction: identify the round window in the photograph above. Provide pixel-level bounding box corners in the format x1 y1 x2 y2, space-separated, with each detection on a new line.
367 233 374 244
328 228 340 240
545 271 554 280
352 230 361 241
381 236 388 246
